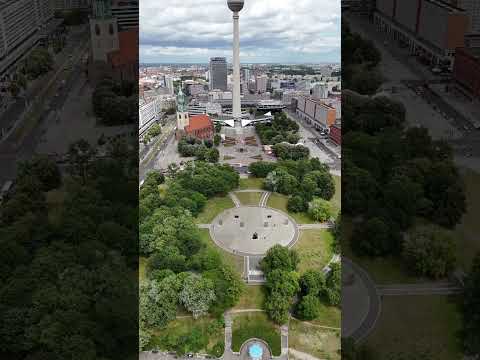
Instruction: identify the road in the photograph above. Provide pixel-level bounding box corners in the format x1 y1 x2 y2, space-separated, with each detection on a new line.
139 120 177 184
285 109 341 173
0 25 90 185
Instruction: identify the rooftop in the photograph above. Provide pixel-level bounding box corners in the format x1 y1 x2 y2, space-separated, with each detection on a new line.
186 114 213 132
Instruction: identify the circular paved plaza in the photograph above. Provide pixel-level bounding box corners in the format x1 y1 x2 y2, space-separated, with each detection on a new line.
210 206 298 256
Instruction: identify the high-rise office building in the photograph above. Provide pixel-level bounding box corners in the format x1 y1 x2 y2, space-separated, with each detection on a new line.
209 57 227 91
111 0 139 31
255 74 268 93
242 68 250 82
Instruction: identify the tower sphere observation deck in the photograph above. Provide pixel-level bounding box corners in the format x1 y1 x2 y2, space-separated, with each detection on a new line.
227 0 244 12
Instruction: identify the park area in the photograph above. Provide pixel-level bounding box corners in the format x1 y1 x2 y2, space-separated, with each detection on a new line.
235 191 263 206
293 229 335 274
366 295 462 359
231 312 281 356
288 318 340 360
147 316 225 357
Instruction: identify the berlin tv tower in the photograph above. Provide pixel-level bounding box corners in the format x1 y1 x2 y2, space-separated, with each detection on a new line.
227 0 244 121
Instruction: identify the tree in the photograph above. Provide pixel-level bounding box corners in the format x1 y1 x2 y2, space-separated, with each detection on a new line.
68 139 96 183
296 294 321 320
214 134 221 146
265 269 300 298
17 156 61 192
322 262 341 306
402 225 456 279
204 148 219 163
264 168 298 195
204 265 244 316
299 269 324 296
308 198 333 222
287 195 308 213
303 170 335 201
146 246 187 274
264 292 291 324
351 217 397 257
463 253 480 356
180 274 216 319
140 275 181 328
249 161 277 178
260 245 299 274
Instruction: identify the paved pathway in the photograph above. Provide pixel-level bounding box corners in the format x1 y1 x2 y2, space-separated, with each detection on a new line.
288 349 321 360
343 257 381 344
377 282 463 296
297 223 333 230
235 189 265 193
197 224 211 229
228 192 241 208
224 312 233 357
259 191 270 207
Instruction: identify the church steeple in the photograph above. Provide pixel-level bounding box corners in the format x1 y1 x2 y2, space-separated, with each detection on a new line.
176 84 189 133
176 85 187 113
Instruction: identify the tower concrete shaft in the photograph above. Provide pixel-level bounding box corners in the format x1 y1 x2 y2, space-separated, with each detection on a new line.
232 12 241 119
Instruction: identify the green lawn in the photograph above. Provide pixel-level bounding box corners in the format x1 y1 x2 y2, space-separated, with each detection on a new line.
309 303 341 328
293 230 334 274
366 296 463 360
288 318 340 360
455 168 480 270
235 191 263 206
46 188 65 226
233 285 265 310
238 177 264 190
198 229 244 276
331 175 341 215
267 193 314 224
148 316 224 356
195 196 235 223
231 312 281 356
342 216 422 284
139 256 147 282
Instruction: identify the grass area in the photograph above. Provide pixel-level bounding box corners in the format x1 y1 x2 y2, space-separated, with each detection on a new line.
235 191 263 206
139 257 147 282
231 313 281 356
267 193 314 224
45 188 65 226
148 316 224 356
233 286 265 310
293 229 334 274
238 177 264 190
366 295 463 359
198 229 244 276
195 196 235 224
331 175 341 215
455 168 480 270
288 318 340 360
309 303 341 328
342 216 423 284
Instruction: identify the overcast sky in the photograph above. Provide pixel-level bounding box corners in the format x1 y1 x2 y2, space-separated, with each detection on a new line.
140 0 340 64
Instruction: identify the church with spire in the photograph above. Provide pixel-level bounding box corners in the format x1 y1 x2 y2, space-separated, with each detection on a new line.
175 85 214 140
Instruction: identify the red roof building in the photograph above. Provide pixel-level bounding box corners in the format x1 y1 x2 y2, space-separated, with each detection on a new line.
453 47 480 101
185 114 214 139
329 123 341 145
107 28 138 82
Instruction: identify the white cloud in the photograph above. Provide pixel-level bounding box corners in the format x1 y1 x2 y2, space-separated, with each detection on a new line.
140 0 340 63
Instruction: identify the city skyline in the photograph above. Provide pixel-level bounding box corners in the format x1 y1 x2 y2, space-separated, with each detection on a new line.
140 0 341 64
